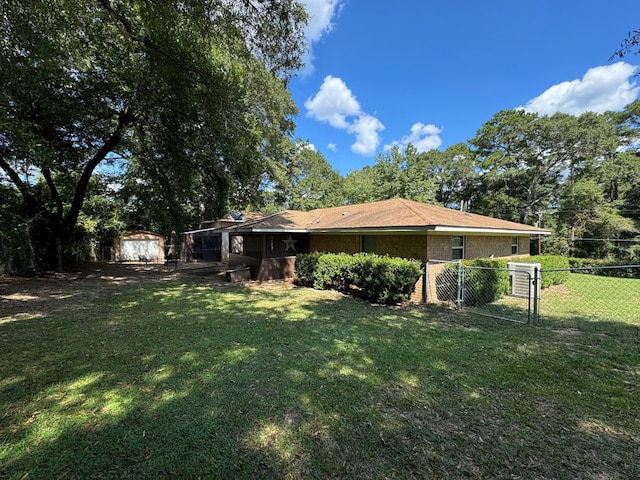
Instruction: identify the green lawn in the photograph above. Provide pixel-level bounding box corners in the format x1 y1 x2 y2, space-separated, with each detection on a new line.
1 277 639 479
540 273 640 326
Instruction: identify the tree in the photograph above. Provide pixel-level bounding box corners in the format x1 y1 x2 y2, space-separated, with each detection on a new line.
404 143 477 208
283 146 345 211
346 145 429 203
610 29 640 60
343 166 380 205
0 184 34 273
558 179 638 258
0 0 307 270
470 110 618 224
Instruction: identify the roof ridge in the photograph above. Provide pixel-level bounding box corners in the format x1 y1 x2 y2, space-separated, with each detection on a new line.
239 209 293 228
397 198 441 224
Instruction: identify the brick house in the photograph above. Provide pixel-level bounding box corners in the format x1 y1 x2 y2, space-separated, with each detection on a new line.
229 198 550 300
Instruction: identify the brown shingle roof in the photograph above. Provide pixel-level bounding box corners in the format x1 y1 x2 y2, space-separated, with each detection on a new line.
235 198 550 234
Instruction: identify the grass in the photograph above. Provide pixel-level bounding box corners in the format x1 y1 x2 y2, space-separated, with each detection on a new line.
1 276 639 479
540 273 640 326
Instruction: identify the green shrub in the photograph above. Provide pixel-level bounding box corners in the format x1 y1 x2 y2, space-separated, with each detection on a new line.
435 263 459 303
313 253 357 291
519 255 569 287
352 254 422 305
462 258 511 305
295 252 423 305
568 257 640 278
294 252 323 287
443 256 572 307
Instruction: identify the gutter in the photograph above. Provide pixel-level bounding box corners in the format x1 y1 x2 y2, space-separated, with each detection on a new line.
231 226 551 236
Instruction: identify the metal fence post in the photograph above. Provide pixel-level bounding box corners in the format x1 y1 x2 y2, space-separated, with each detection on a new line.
424 260 429 303
456 260 463 310
533 266 540 325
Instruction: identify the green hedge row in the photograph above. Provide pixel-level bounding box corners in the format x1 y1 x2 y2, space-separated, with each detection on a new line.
295 252 423 305
568 258 640 278
463 255 569 291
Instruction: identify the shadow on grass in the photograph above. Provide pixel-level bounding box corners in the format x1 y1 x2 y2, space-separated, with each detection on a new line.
1 279 639 479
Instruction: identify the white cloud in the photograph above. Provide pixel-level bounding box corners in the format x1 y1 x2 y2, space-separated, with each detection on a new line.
299 0 342 74
523 62 640 116
305 75 360 128
305 76 384 156
384 122 443 153
349 114 385 156
327 143 337 152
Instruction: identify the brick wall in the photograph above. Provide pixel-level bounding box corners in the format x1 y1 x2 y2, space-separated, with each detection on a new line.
309 234 360 254
411 274 425 303
309 233 531 262
377 235 428 260
466 235 510 259
466 235 531 258
426 235 451 260
518 236 531 256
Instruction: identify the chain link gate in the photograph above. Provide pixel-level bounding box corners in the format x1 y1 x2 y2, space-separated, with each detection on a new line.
426 260 540 324
461 265 539 324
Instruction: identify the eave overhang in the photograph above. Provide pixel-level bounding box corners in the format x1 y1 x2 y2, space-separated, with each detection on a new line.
231 225 551 236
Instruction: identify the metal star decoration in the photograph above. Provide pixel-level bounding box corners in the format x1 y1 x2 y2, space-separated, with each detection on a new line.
282 234 297 251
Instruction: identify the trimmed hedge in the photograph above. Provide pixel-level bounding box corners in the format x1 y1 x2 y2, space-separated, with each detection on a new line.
295 252 423 305
462 258 511 304
514 255 569 287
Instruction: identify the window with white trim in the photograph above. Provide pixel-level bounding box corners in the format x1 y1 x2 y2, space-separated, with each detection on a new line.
452 236 464 260
511 236 519 255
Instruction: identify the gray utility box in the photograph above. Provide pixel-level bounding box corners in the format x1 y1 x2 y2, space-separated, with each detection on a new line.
507 262 541 299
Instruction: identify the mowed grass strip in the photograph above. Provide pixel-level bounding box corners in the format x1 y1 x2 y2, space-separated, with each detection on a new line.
540 273 640 326
1 278 638 479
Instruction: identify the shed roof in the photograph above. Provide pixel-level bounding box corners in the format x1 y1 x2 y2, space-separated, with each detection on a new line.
234 198 550 235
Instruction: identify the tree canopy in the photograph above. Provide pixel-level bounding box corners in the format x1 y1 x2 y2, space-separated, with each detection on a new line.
610 29 640 60
0 0 307 269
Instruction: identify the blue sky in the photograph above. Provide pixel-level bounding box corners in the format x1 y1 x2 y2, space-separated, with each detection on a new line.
290 1 640 175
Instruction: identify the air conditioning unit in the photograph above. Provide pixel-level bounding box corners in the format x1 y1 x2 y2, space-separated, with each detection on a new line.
507 262 540 299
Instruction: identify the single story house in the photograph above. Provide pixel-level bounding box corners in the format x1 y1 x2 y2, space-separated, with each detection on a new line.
229 198 551 301
114 231 165 263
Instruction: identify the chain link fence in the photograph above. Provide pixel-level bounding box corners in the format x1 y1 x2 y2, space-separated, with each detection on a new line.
539 265 640 334
425 261 640 334
426 261 537 324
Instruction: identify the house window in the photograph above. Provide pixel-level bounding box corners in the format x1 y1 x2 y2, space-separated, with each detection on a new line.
452 236 464 260
361 235 377 254
511 236 519 255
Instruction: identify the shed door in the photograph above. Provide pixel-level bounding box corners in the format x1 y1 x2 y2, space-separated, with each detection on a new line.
121 239 159 261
